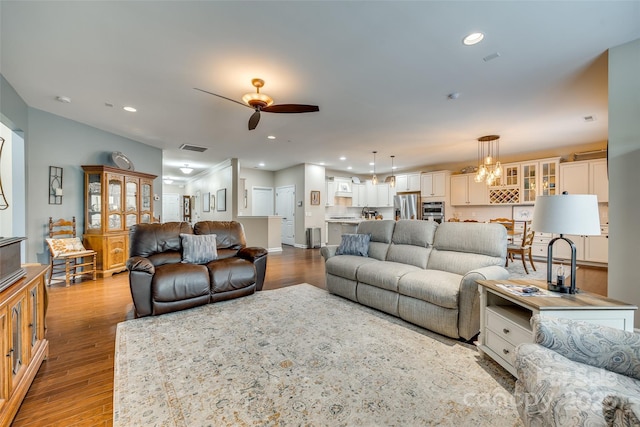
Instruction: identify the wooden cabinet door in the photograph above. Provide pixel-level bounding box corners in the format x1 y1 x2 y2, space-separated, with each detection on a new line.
450 175 469 205
432 172 446 197
468 176 489 205
0 306 8 410
560 162 589 195
590 160 609 203
395 175 408 192
407 173 421 192
586 235 608 263
106 235 127 270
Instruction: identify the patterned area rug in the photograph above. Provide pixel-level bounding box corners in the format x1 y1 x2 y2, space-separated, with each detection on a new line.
506 257 570 282
114 284 522 426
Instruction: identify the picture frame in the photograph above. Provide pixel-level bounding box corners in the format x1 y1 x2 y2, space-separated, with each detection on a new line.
203 192 210 212
512 205 535 221
310 190 320 205
216 188 226 211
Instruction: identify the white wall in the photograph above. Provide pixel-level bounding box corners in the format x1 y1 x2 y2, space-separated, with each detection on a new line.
184 160 234 223
608 38 640 328
304 163 327 244
238 167 275 216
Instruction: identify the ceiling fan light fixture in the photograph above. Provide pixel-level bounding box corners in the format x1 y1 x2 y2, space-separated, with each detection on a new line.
242 92 274 108
180 164 193 174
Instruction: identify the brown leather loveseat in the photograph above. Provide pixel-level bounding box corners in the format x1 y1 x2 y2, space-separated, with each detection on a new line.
126 221 267 317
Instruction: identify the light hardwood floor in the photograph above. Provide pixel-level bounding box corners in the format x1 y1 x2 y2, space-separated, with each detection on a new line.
13 247 606 426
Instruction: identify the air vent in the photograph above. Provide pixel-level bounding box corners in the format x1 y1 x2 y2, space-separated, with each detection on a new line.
483 52 501 62
179 143 208 152
583 115 596 122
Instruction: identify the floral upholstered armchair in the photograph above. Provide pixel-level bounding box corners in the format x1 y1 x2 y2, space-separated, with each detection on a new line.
514 315 640 427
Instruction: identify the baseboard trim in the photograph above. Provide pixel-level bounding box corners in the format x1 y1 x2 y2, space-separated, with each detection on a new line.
267 247 283 253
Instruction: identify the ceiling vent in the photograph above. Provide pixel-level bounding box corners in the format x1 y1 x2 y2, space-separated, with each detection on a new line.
179 143 208 152
483 52 501 62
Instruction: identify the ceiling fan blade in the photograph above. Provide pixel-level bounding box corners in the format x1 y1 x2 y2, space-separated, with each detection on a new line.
193 88 252 109
262 104 320 114
248 109 261 130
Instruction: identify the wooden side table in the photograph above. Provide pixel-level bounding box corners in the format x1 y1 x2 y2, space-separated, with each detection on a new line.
476 279 637 378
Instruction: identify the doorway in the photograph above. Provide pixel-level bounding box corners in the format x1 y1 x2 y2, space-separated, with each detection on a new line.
276 185 295 246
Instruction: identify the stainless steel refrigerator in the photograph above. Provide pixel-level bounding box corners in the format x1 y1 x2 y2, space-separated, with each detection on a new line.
393 193 420 220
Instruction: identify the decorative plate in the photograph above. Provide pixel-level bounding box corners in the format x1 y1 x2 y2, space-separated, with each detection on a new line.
112 152 135 171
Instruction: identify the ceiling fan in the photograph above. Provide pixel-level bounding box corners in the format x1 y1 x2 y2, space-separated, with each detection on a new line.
194 78 319 130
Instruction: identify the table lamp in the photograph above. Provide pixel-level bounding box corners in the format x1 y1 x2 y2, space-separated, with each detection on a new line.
531 193 601 294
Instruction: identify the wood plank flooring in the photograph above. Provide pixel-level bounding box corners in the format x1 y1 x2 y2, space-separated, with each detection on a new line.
12 247 606 426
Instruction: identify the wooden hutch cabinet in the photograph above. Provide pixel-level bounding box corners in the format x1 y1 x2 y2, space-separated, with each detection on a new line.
82 165 157 277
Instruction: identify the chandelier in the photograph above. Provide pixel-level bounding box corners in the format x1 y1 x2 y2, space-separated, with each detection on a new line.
474 135 502 185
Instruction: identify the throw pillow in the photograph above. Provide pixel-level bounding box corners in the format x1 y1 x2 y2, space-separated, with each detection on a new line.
181 233 218 264
335 233 371 257
46 237 87 257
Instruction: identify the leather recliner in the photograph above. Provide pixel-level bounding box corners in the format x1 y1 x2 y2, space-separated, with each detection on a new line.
126 221 268 317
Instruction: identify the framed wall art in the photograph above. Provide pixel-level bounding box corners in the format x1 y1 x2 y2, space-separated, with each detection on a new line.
216 188 226 211
310 190 320 205
203 192 211 212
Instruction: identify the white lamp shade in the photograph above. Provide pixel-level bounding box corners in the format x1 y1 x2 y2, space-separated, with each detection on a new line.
531 194 601 235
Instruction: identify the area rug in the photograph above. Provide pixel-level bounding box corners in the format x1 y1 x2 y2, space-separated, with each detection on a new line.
114 284 522 426
506 258 569 281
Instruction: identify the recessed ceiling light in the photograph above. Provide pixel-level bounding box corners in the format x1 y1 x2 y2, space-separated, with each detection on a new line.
258 162 265 167
163 179 173 184
369 162 375 166
56 96 71 103
319 162 325 166
463 32 484 46
392 166 398 170
339 156 346 161
347 166 352 170
123 106 137 112
267 135 276 140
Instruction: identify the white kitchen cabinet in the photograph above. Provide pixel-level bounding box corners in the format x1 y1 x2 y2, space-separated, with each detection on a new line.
351 183 366 207
325 180 336 206
364 181 392 207
450 174 488 206
395 173 421 192
521 158 559 203
421 171 449 199
552 234 608 264
560 159 608 202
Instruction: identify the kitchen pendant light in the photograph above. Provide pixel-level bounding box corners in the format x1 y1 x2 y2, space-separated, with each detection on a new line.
389 155 396 188
474 135 502 185
371 151 378 185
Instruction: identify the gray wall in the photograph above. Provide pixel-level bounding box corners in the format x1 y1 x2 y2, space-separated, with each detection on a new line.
1 75 163 263
608 38 640 328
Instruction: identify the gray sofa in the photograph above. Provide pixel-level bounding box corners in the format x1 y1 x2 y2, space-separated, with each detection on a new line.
321 220 509 340
515 315 640 427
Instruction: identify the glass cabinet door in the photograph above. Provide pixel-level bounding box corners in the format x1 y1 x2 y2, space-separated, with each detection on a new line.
107 174 123 231
87 173 102 230
140 180 152 224
540 161 557 196
522 163 537 202
125 178 138 228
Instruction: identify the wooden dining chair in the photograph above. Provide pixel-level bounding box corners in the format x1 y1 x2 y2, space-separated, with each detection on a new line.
506 222 536 274
46 217 97 286
490 217 516 242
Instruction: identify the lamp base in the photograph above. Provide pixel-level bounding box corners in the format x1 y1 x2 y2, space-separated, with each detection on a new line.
547 282 579 294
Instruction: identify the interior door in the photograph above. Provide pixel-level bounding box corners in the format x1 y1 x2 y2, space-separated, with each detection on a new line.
276 185 295 246
162 193 181 222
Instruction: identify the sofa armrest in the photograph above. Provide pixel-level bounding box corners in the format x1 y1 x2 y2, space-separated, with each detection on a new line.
320 245 338 261
532 315 640 380
126 256 155 274
457 265 510 341
238 246 268 262
603 395 640 427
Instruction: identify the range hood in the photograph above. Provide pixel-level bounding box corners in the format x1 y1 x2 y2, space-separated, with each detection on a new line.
335 191 352 198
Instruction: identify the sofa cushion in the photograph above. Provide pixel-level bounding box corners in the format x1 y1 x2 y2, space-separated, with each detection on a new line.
385 220 436 269
398 270 461 309
180 233 218 264
152 263 210 303
206 257 256 293
356 261 421 292
195 221 246 249
129 222 194 258
356 220 395 261
432 222 507 258
336 233 371 256
325 255 378 281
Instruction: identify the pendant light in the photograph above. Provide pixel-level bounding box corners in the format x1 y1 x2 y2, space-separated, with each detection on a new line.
371 151 378 185
474 135 502 185
180 164 193 174
389 155 396 188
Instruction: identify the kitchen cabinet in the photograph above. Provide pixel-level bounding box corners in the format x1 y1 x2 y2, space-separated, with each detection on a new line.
325 180 336 206
0 266 48 426
364 181 392 207
395 173 421 192
554 234 608 264
351 183 366 207
451 174 488 205
82 165 157 277
421 171 449 198
520 158 559 203
560 159 608 202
